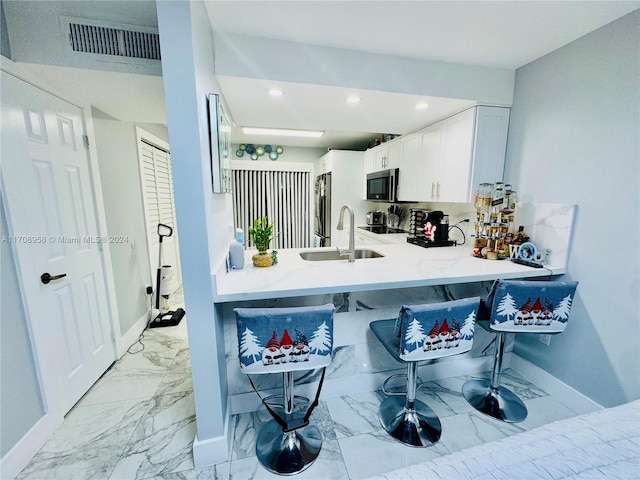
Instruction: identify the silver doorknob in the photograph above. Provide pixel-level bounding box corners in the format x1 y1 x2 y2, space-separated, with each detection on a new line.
41 272 67 284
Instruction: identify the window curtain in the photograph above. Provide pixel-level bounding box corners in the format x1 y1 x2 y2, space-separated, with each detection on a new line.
232 168 311 249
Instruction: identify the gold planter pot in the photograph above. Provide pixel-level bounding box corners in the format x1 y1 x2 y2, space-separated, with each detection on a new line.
252 252 273 267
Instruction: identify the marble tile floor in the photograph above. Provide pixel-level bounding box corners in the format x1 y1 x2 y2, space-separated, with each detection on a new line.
18 319 579 480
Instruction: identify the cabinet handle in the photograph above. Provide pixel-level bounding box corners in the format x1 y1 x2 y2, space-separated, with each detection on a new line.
436 182 441 199
431 182 436 199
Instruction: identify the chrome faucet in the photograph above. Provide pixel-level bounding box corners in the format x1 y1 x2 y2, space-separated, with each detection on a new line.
336 204 355 262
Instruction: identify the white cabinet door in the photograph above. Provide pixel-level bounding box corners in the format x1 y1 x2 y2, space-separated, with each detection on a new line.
364 148 376 174
374 148 387 170
438 107 476 202
369 141 401 171
469 106 510 189
398 133 423 201
420 122 443 201
385 141 401 169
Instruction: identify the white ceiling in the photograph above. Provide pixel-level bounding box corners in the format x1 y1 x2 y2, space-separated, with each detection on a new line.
204 1 637 149
5 1 637 150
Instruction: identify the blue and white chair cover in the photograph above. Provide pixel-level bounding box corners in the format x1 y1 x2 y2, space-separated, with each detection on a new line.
463 279 579 423
235 303 334 374
397 298 480 361
482 279 579 333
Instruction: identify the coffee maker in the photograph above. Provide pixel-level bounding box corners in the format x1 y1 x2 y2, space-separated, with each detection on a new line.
425 211 450 243
407 210 456 248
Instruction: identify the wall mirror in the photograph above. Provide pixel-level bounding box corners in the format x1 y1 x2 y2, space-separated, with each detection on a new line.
208 93 232 193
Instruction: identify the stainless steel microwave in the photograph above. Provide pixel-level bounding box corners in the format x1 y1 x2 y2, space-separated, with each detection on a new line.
366 168 399 202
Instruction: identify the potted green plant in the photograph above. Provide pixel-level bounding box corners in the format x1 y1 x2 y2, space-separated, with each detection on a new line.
249 216 276 267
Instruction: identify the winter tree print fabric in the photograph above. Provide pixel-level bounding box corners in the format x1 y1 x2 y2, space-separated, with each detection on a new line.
234 303 334 374
485 280 578 333
398 297 480 361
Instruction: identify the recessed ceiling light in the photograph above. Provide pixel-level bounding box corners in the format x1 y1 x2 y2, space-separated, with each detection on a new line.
346 95 361 104
414 102 429 110
242 127 324 138
268 88 283 97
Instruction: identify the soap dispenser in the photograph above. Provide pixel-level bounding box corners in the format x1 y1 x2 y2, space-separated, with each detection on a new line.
229 228 245 269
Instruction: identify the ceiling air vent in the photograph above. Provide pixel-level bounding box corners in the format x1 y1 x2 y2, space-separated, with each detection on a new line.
60 16 162 75
68 22 161 60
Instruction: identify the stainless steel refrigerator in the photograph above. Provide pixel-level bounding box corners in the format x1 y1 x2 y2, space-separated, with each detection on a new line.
314 172 331 247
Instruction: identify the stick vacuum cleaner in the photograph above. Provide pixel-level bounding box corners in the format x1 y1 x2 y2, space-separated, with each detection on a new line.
150 223 185 328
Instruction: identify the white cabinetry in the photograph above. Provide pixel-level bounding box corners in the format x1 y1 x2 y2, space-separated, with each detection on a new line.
365 140 401 173
398 106 510 203
434 106 510 202
397 124 440 202
436 107 477 202
363 106 509 203
317 150 368 245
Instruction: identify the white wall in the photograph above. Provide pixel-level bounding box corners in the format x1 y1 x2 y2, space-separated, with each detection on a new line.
0 196 44 457
157 0 233 466
505 10 639 407
92 108 162 335
214 32 514 106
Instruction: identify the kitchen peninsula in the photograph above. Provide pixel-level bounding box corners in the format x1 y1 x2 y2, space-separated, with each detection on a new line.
215 241 564 302
195 204 575 467
216 202 576 302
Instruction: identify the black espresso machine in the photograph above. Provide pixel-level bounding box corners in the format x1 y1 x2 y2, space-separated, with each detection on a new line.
406 210 456 248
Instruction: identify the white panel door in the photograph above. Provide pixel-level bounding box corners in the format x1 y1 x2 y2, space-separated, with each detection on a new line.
1 72 115 415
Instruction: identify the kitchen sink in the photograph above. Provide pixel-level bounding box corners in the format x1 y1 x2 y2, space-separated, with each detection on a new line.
299 249 385 261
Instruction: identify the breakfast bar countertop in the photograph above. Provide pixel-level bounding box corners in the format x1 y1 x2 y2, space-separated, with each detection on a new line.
215 242 565 302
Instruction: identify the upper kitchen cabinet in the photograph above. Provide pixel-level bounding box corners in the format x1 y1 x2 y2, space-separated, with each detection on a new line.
365 140 401 173
398 106 510 202
433 106 510 202
398 122 441 201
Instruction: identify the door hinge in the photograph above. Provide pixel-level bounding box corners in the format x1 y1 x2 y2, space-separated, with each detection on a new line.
83 135 90 149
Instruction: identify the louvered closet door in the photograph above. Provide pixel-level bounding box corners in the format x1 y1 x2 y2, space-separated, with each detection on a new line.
139 139 181 290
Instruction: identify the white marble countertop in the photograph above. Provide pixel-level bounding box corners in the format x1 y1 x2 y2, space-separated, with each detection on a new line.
215 240 565 302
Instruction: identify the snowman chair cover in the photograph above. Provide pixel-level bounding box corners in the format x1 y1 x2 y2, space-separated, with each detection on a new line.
234 303 334 374
395 297 480 362
482 280 579 333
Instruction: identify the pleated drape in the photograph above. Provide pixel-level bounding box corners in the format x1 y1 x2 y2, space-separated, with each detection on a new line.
232 168 311 249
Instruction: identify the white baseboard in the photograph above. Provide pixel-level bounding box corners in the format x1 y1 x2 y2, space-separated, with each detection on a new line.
192 403 232 468
510 354 602 414
116 310 150 358
0 412 63 480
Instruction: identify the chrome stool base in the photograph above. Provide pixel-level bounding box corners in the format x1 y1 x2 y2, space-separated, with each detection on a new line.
256 419 323 475
382 373 423 396
462 379 528 423
263 394 310 415
378 396 442 447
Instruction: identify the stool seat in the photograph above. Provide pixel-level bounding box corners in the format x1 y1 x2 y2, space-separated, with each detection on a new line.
462 280 578 423
370 297 480 448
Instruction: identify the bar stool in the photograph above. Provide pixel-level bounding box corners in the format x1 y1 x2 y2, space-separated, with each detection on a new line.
462 279 578 423
234 303 334 475
370 297 480 447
